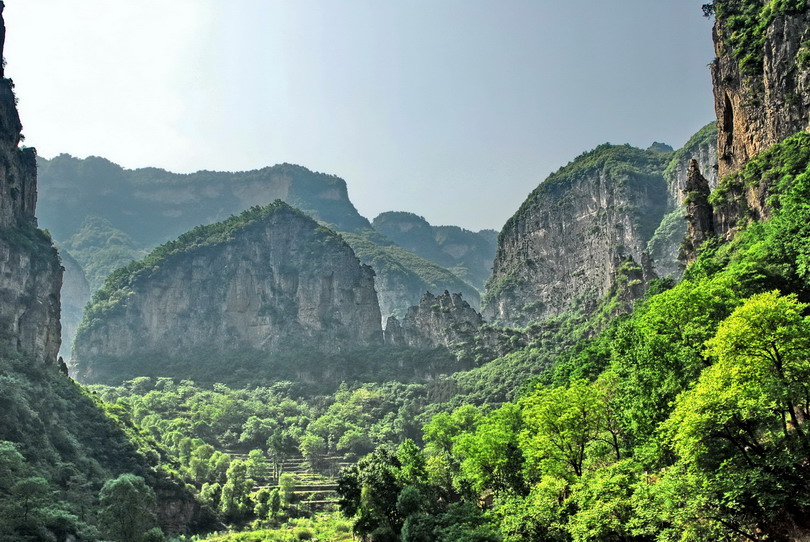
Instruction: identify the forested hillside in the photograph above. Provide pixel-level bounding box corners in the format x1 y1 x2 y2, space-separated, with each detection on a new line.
6 0 810 540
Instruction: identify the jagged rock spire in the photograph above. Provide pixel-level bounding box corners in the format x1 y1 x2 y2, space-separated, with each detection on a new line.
681 159 714 263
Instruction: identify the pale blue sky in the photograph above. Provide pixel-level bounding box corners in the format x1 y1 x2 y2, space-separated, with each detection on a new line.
7 1 715 231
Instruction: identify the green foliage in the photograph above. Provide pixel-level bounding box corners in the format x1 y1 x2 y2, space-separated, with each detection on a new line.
332 132 810 541
0 346 199 540
99 474 160 542
219 460 255 521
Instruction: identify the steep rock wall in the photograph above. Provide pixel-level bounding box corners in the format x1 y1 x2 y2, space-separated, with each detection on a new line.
0 5 61 363
484 145 667 327
72 203 382 383
712 2 810 178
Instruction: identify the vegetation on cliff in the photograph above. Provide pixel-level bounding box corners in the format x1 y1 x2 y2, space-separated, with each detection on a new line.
706 0 809 75
337 131 810 541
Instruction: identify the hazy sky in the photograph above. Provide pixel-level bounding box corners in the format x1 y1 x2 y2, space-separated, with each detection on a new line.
6 1 715 231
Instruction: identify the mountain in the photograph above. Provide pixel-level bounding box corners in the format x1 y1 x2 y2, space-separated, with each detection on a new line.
71 202 383 384
483 143 669 327
37 156 372 244
372 211 498 290
36 155 484 344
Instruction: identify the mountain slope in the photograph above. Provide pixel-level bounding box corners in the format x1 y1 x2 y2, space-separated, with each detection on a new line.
372 211 497 290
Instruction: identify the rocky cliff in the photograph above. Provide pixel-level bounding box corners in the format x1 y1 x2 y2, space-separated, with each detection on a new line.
372 212 498 290
711 1 810 178
71 202 382 384
483 144 668 327
0 12 61 362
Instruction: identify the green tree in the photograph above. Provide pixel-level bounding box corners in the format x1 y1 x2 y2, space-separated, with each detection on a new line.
219 459 255 522
455 403 525 495
279 472 296 506
520 381 603 479
663 291 810 538
98 474 159 542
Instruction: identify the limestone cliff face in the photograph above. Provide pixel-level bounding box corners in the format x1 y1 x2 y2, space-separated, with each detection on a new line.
0 231 62 361
0 5 61 363
72 202 382 383
484 145 667 327
57 248 90 359
712 2 810 178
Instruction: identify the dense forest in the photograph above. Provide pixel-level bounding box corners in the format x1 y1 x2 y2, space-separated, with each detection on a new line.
4 0 810 541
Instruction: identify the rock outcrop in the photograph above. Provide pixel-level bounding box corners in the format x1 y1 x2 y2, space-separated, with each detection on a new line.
71 202 382 383
0 2 61 363
712 2 810 178
483 144 667 327
664 122 719 203
647 123 718 279
681 160 715 263
385 291 484 350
